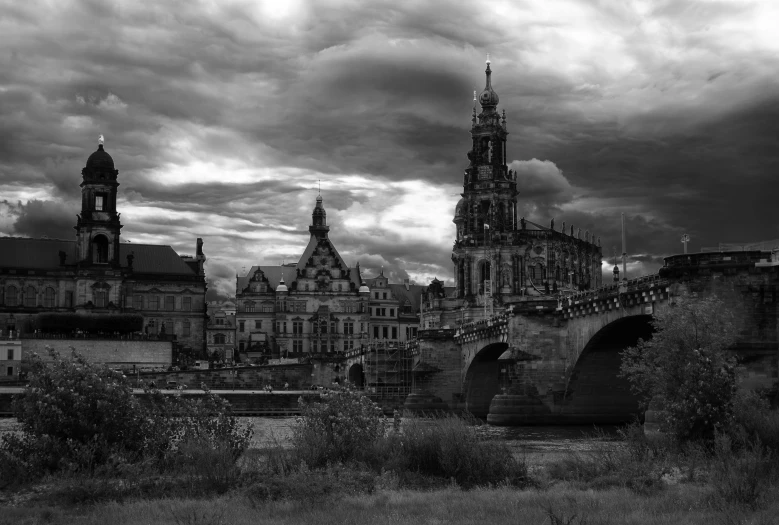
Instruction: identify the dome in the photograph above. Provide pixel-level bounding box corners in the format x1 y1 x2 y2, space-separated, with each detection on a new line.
478 61 499 108
359 282 370 293
453 197 466 221
86 144 115 170
276 276 288 293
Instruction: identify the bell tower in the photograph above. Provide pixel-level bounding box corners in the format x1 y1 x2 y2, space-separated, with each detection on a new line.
452 58 520 302
75 136 123 267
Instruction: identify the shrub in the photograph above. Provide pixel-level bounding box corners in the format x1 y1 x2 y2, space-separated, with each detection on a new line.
385 415 527 488
1 348 252 481
292 387 386 468
730 390 779 453
711 433 778 509
620 293 739 442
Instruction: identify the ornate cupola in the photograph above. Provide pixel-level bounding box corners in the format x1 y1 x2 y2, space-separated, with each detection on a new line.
309 195 330 239
75 135 123 267
458 57 517 237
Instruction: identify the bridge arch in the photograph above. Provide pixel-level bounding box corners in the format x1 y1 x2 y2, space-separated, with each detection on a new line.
464 341 509 418
562 315 653 423
348 363 365 388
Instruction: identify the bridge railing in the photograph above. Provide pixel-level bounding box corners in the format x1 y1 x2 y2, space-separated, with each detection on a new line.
562 274 666 306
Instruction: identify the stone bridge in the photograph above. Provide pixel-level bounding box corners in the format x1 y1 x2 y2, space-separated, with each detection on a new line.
412 251 779 424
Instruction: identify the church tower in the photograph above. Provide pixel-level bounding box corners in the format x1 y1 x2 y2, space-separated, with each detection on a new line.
75 137 123 267
451 59 604 308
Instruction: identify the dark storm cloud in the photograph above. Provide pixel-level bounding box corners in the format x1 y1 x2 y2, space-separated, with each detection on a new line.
2 0 779 298
4 199 78 240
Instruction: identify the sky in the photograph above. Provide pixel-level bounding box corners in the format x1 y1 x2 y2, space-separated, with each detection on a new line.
1 0 778 300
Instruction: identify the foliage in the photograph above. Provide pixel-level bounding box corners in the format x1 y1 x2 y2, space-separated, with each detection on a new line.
1 348 252 482
620 293 739 441
710 433 778 509
730 390 779 453
388 415 526 488
292 386 386 467
34 313 144 334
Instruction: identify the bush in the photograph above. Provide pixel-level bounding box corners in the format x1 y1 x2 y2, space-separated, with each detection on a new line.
1 348 252 482
392 415 526 488
621 293 739 442
292 387 386 468
711 433 778 509
730 390 779 453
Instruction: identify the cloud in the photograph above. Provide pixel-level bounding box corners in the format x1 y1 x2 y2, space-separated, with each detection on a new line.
5 199 78 240
1 0 778 299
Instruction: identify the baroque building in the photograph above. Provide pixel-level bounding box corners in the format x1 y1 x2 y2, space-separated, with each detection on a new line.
235 196 370 360
235 196 424 362
0 140 208 353
424 59 603 328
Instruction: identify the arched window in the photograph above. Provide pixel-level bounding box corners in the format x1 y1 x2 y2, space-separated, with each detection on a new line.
44 287 56 308
214 333 226 344
24 286 36 307
5 286 17 307
93 235 109 264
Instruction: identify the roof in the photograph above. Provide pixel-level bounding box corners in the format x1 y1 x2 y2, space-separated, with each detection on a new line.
0 237 198 276
237 233 362 292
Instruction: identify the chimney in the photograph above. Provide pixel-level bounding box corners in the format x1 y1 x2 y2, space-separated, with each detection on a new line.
404 278 410 291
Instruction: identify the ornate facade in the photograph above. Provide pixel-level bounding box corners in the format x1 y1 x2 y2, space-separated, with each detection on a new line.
0 141 208 353
451 60 602 303
423 60 603 329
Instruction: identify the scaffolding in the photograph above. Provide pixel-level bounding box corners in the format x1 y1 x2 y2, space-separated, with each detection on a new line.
363 341 413 400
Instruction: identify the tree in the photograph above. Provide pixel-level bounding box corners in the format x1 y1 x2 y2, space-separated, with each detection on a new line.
620 292 740 441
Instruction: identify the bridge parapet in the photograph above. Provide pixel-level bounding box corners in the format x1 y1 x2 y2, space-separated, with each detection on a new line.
560 274 670 318
454 314 509 344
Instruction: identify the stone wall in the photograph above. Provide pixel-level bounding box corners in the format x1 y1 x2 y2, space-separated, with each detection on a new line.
23 338 172 368
138 363 323 390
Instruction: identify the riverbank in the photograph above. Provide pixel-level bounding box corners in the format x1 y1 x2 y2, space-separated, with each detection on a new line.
2 483 777 525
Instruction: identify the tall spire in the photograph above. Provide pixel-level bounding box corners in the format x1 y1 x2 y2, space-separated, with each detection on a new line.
477 54 499 109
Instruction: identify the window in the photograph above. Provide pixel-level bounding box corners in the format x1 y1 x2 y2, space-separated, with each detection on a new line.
392 327 397 339
293 340 303 353
92 235 109 264
214 333 226 344
329 341 335 353
0 287 3 306
373 326 379 339
255 320 262 329
383 292 387 300
164 296 174 311
24 286 36 307
389 308 394 317
374 292 379 299
261 303 275 313
244 301 255 312
293 320 303 334
65 291 73 308
239 321 245 332
411 327 417 338
344 340 354 351
183 296 191 311
44 287 56 308
183 320 191 337
6 286 17 307
382 326 388 339
147 319 156 332
239 341 245 352
134 295 143 310
95 193 105 211
7 349 14 360
149 296 159 310
95 290 107 308
215 318 224 325
311 341 318 353
6 366 13 377
283 322 287 333
343 321 354 335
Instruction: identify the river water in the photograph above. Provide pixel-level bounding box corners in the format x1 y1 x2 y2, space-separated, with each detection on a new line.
1 417 622 466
